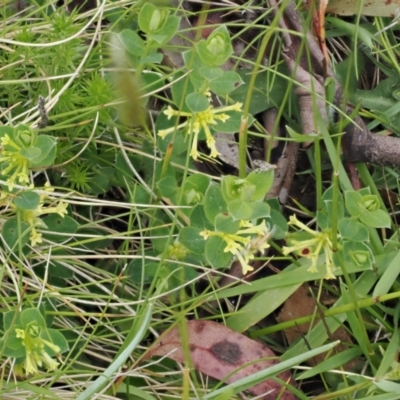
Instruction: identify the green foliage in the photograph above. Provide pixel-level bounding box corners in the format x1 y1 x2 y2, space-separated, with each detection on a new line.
0 307 68 376
1 1 400 399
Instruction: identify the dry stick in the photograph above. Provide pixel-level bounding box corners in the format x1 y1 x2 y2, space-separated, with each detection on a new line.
282 0 400 168
263 107 281 150
276 141 300 205
344 114 400 167
268 0 328 205
283 54 329 135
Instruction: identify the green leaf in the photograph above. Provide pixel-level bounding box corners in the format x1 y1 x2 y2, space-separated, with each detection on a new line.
317 199 345 230
196 25 233 67
185 93 209 113
141 52 164 64
373 380 400 394
360 194 380 211
374 252 400 297
338 218 369 241
227 200 253 221
209 71 243 96
2 218 30 250
230 67 290 115
354 76 400 133
183 174 210 195
205 236 231 268
342 241 373 269
359 209 391 228
76 303 153 400
2 343 26 358
42 329 69 354
14 191 40 211
213 110 250 133
119 29 145 57
221 176 246 202
213 388 235 400
204 184 227 224
138 3 169 34
249 202 271 220
190 205 213 229
0 126 15 140
29 135 57 167
128 260 159 284
148 15 180 45
90 167 113 195
3 310 21 332
41 251 75 279
297 348 363 379
157 176 177 198
115 385 158 400
269 209 287 239
20 146 41 161
142 71 165 94
15 124 34 146
150 226 170 254
178 227 206 254
41 215 78 242
214 214 240 233
20 308 46 329
171 73 195 113
245 169 274 201
199 66 224 81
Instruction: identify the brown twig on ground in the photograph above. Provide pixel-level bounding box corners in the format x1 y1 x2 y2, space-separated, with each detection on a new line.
272 0 400 177
344 115 400 167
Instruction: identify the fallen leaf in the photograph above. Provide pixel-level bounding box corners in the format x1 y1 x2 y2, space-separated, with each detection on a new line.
326 0 400 16
146 320 295 400
277 284 360 370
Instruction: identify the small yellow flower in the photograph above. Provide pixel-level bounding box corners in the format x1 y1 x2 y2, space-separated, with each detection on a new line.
190 127 201 160
237 251 254 275
223 237 243 254
199 217 272 275
206 135 221 159
40 338 61 354
164 106 178 119
158 130 169 139
283 215 337 279
240 220 269 236
44 201 68 218
11 183 69 246
200 230 211 239
231 102 242 112
239 220 254 228
30 229 43 247
15 326 61 375
217 113 229 123
1 134 10 146
16 329 25 339
158 102 242 160
166 242 188 260
38 351 59 371
25 352 38 375
0 134 31 190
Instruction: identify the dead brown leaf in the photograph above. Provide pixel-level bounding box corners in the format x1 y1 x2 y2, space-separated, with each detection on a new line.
277 284 359 370
145 320 296 400
326 0 400 16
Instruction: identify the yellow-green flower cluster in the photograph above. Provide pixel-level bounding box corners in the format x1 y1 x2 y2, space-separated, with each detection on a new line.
165 241 188 261
0 134 30 191
10 182 68 246
15 326 60 375
200 220 271 275
282 215 336 280
158 102 242 160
